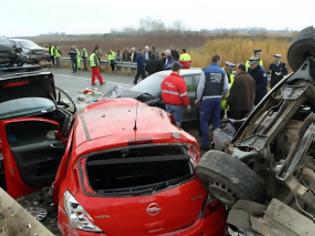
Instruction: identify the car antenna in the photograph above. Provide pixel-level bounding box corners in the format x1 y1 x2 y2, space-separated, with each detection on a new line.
133 100 139 131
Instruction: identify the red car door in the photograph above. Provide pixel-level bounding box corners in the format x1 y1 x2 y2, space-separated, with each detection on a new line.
0 117 66 198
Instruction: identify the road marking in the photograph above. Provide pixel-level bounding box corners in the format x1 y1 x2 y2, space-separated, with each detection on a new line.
54 73 133 86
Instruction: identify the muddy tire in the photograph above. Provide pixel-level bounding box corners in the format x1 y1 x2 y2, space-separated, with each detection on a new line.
196 150 266 207
288 26 315 71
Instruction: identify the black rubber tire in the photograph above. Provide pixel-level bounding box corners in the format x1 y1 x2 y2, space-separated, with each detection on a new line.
287 26 315 71
196 150 266 207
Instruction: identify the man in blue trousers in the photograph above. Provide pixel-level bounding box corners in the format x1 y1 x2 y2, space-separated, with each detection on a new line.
195 55 229 151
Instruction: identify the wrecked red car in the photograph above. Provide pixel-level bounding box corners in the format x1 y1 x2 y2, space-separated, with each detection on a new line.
53 98 226 236
0 66 76 198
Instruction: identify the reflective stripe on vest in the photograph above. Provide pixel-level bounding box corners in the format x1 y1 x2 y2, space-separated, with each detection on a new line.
89 53 96 67
161 90 187 97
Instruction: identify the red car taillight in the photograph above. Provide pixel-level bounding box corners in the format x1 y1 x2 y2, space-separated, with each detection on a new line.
63 191 103 233
2 81 29 88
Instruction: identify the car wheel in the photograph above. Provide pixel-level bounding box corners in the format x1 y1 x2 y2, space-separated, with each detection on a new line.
196 150 266 207
287 26 315 71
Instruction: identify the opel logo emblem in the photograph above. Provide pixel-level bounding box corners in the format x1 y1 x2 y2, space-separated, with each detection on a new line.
146 203 161 216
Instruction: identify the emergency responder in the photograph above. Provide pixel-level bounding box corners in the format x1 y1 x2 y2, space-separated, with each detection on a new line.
107 49 116 72
220 61 236 117
245 49 264 71
76 47 81 70
89 47 105 86
227 64 256 130
54 45 61 68
81 46 88 71
161 63 191 125
268 54 288 88
48 44 55 65
248 57 268 105
179 49 192 69
195 55 229 151
68 46 78 73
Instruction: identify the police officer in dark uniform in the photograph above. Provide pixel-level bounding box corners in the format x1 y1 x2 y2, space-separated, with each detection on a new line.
248 57 268 105
268 54 288 88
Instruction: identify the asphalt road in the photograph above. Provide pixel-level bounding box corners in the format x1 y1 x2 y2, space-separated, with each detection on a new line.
50 68 134 99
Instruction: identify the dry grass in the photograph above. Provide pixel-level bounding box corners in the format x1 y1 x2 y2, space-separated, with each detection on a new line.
190 37 291 69
31 34 292 70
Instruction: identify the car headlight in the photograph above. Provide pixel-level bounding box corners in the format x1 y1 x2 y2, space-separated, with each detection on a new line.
64 191 102 233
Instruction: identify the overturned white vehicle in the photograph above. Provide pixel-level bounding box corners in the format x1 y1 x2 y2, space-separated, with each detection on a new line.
196 26 315 235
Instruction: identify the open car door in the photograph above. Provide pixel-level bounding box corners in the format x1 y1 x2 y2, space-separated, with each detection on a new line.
0 117 66 198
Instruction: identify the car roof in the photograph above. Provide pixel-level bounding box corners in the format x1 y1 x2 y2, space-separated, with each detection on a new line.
10 38 29 42
73 98 195 155
154 68 202 76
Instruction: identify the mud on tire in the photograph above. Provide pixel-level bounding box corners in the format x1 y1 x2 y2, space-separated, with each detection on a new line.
196 150 266 207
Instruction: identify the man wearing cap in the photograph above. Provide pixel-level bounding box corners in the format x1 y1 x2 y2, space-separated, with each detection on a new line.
268 54 288 88
248 57 268 105
245 49 264 71
195 55 229 151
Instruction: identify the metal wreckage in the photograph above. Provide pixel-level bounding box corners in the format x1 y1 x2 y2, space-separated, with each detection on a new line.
196 26 315 235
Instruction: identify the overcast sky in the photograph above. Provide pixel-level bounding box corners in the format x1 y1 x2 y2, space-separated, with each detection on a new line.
1 0 314 36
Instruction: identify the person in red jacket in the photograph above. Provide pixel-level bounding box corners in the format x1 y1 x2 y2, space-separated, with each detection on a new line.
161 63 191 125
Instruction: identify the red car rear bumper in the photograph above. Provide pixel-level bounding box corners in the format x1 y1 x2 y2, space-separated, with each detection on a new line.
58 205 226 236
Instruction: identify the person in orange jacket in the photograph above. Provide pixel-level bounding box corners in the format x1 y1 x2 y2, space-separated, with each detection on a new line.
161 63 191 125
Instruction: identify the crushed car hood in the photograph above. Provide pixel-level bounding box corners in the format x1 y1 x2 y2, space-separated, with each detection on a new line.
104 84 142 99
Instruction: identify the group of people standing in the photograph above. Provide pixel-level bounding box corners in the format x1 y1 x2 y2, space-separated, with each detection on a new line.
133 46 192 84
48 44 62 68
160 49 288 151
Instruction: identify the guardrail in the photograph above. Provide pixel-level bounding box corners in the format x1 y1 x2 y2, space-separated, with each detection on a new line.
59 57 137 69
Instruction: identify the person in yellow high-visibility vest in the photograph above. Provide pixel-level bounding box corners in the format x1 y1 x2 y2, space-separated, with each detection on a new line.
107 49 116 72
76 48 81 70
221 61 236 118
48 44 55 65
179 49 192 69
89 47 105 86
81 46 88 71
245 49 264 71
54 45 61 68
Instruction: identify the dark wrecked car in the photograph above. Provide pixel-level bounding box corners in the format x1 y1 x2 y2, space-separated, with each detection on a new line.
11 39 51 64
0 66 76 198
196 26 315 235
0 36 27 66
106 69 202 122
